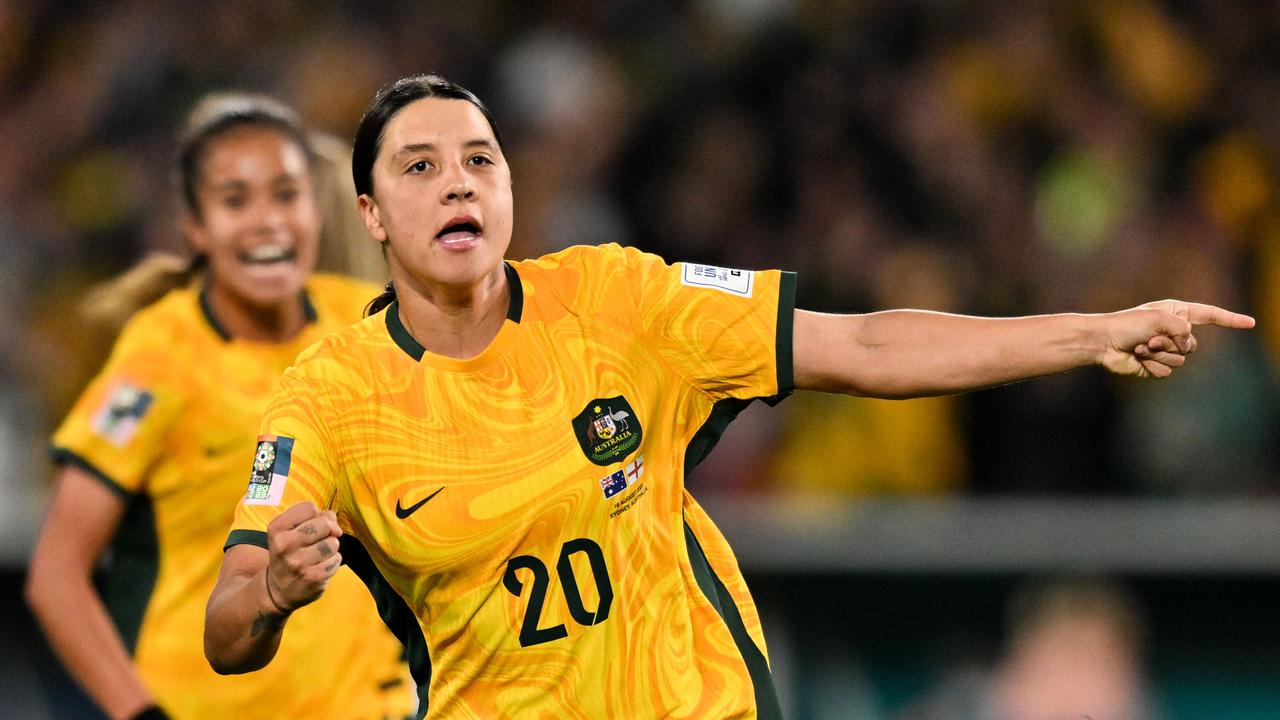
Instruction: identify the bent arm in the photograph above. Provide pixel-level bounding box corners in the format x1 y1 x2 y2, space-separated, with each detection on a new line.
203 544 289 674
793 301 1254 398
25 466 158 720
205 502 343 674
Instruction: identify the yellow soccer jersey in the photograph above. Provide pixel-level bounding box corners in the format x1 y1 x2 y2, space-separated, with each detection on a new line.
52 275 415 720
229 244 796 719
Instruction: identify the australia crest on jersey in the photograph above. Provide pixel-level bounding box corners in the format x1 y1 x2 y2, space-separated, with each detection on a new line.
572 395 642 466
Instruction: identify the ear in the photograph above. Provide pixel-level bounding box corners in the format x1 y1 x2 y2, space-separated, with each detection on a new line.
357 194 388 243
183 211 209 254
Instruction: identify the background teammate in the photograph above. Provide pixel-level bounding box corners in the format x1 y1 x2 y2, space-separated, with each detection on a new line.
26 93 415 720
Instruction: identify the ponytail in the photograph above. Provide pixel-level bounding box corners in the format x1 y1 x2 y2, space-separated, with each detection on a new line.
310 130 386 284
82 253 206 332
365 280 397 317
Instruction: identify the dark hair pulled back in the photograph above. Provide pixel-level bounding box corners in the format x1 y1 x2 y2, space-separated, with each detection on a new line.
352 75 502 317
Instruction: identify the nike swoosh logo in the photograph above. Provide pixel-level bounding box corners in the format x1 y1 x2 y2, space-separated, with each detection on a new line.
203 440 243 459
395 487 445 519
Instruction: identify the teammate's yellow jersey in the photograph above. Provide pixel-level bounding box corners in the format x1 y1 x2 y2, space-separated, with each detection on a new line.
52 275 415 720
229 244 796 719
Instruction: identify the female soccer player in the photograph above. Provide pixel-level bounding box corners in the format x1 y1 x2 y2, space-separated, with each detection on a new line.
26 93 415 720
206 75 1253 719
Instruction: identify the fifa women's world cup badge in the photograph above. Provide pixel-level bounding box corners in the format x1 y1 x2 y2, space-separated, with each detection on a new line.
572 396 643 466
254 443 276 473
244 435 294 506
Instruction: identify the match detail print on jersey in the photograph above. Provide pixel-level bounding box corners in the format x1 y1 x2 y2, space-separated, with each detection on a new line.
680 262 755 298
572 395 643 466
244 434 294 506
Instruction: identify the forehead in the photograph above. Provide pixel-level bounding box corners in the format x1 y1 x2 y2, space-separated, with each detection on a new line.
200 125 309 182
380 97 497 155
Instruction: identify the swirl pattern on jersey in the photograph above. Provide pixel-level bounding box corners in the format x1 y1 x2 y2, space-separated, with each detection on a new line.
233 245 795 719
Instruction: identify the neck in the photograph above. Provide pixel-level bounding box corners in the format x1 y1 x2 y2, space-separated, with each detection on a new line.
206 283 307 343
395 264 509 360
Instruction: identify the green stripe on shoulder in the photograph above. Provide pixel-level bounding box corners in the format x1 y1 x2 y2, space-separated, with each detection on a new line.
105 493 160 655
340 536 431 719
684 398 753 477
49 446 133 499
683 518 783 719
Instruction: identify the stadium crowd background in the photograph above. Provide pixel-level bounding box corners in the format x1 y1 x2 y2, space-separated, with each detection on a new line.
0 1 1277 718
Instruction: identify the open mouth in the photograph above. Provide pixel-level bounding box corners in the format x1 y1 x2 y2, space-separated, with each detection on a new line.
436 218 483 245
240 244 296 265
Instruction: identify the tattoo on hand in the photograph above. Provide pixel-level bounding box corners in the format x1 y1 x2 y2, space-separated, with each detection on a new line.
326 559 340 573
317 542 333 558
300 525 317 536
250 610 286 639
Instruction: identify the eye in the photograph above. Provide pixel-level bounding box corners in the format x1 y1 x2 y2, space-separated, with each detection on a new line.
275 186 299 203
407 160 432 174
223 194 248 209
467 155 494 167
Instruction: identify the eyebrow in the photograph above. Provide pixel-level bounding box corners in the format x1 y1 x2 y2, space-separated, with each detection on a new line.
209 171 299 185
391 139 496 157
207 174 301 192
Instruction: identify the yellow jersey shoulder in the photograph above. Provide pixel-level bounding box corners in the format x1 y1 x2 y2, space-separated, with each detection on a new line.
111 285 209 364
281 308 394 402
517 242 652 276
513 243 663 317
305 273 381 327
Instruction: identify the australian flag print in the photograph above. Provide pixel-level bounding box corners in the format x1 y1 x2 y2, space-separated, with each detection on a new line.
599 456 645 499
600 469 628 499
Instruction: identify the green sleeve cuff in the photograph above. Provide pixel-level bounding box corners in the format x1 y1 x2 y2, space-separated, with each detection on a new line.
49 446 134 499
766 270 797 405
224 529 268 552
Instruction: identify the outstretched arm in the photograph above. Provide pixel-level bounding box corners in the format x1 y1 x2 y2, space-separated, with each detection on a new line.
793 299 1255 398
204 502 343 674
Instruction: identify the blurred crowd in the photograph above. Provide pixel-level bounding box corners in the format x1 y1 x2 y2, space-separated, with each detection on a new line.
2 3 1279 718
2 0 1279 518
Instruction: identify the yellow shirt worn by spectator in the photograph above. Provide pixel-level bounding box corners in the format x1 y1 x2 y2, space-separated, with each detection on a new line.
52 274 414 720
769 391 967 496
229 244 796 719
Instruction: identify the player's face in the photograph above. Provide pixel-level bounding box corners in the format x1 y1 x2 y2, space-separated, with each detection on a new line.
186 126 320 310
359 98 512 292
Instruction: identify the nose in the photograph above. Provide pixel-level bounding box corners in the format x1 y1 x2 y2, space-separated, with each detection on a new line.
442 180 477 203
253 195 288 232
440 160 477 203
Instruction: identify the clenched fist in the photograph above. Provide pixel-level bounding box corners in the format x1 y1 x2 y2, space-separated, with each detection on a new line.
264 501 343 613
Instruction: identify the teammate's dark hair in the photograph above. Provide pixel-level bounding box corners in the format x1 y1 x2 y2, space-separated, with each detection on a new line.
355 74 502 317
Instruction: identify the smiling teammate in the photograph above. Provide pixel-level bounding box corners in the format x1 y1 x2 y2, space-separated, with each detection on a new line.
205 75 1254 719
26 93 414 720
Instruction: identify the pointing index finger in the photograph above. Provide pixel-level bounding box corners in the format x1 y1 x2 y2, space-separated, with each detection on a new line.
1184 303 1256 329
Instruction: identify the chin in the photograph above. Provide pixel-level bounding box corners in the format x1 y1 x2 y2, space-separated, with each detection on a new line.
229 277 306 310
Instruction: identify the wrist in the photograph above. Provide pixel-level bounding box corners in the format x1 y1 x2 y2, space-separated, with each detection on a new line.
262 568 294 616
1075 312 1110 367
